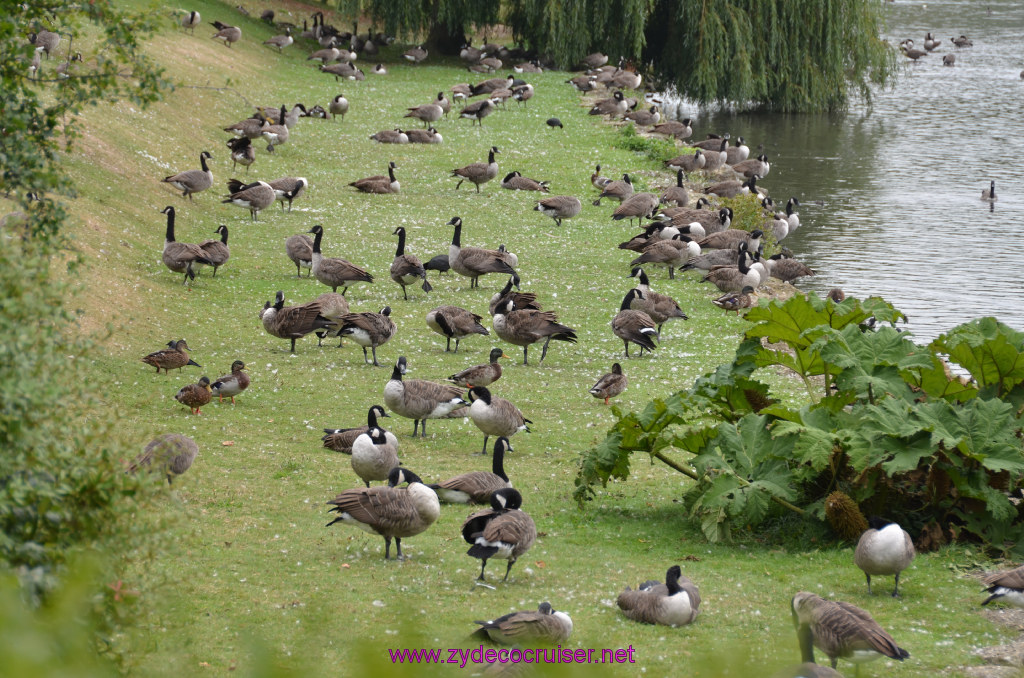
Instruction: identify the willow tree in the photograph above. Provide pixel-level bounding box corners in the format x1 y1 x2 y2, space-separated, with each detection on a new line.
335 0 501 52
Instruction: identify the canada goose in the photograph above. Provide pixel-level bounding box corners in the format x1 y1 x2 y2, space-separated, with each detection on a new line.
128 433 198 483
699 227 763 251
210 22 242 47
460 98 495 125
259 290 335 353
260 9 274 22
609 69 642 89
501 171 549 192
181 11 201 35
209 360 249 404
472 602 573 645
942 53 955 66
372 62 388 73
662 202 729 232
666 149 705 173
29 30 60 58
162 151 213 201
448 348 509 389
512 83 534 106
349 161 400 195
580 52 609 70
781 197 800 231
489 277 540 315
264 27 293 52
197 225 230 277
462 487 536 581
981 180 997 201
322 405 397 455
534 195 582 226
453 147 500 192
725 136 751 164
325 93 348 121
515 60 543 74
338 307 395 366
791 591 910 671
592 173 633 206
258 108 290 152
263 177 306 213
681 240 750 273
467 386 531 455
700 138 731 171
460 43 484 64
590 165 611 190
223 114 266 139
612 192 660 225
624 105 660 126
225 137 255 173
327 467 439 560
652 118 693 140
431 437 512 504
703 174 760 199
702 250 761 293
450 82 472 103
285 234 313 278
661 170 689 207
766 254 816 283
384 357 467 437
308 224 374 295
141 339 200 373
712 285 756 314
732 153 770 179
589 362 627 405
386 227 430 299
426 306 489 353
405 102 443 127
406 127 443 144
567 74 596 92
901 44 927 61
445 216 517 288
308 47 341 64
222 179 275 221
617 565 701 626
175 376 212 415
617 223 673 253
492 298 577 365
613 291 658 357
630 235 699 279
692 133 730 151
159 206 213 284
403 45 428 63
923 32 940 51
589 91 627 117
350 421 400 488
951 35 973 47
471 74 514 96
320 62 364 80
981 564 1024 608
854 518 915 597
369 128 408 144
628 268 689 332
310 292 351 347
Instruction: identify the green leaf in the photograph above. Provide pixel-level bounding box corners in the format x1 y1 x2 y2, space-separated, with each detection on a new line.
931 318 1024 397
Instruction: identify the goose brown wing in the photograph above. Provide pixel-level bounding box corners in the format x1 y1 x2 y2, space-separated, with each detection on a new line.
462 507 498 543
827 600 908 660
328 486 413 528
983 565 1024 589
391 254 425 278
481 510 536 553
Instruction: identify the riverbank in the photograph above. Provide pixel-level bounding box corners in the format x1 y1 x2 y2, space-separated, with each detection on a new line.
29 0 1015 674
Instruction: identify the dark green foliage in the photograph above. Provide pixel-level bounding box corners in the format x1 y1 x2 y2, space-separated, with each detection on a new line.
575 293 1024 553
614 123 679 163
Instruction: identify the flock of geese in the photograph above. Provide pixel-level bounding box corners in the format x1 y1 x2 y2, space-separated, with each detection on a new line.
37 6 1011 675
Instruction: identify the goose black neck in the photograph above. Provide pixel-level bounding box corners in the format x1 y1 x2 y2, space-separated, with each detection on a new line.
367 407 380 427
492 442 508 480
665 567 682 595
738 251 750 274
620 290 638 311
487 149 496 164
450 220 462 247
219 226 229 244
165 208 176 242
676 170 683 187
200 152 209 172
390 364 403 381
311 228 323 253
394 228 406 256
637 269 650 286
388 164 396 182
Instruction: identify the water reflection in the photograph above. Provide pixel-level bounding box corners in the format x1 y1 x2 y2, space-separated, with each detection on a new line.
659 0 1024 340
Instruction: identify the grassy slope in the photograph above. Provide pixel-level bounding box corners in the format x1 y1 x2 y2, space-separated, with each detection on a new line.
40 0 1010 675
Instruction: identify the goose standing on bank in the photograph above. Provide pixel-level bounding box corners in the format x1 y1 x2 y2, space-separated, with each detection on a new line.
666 149 705 173
162 151 213 201
612 192 660 225
210 21 242 47
226 137 255 173
453 146 500 192
628 268 688 333
791 591 910 672
534 195 582 226
630 234 700 279
180 10 201 34
617 565 701 626
981 180 997 201
329 93 349 121
267 176 307 211
338 307 396 366
701 250 762 293
981 564 1024 609
384 357 467 437
612 290 658 357
350 161 400 194
492 298 577 366
854 518 915 597
426 305 489 352
460 98 495 126
472 602 573 645
210 360 249 404
175 376 212 415
326 467 440 560
263 27 293 52
448 348 508 389
309 224 375 295
128 433 198 483
445 217 517 288
731 153 770 179
350 421 400 487
322 404 397 455
593 173 633 206
462 488 536 582
285 233 313 278
222 179 275 221
159 206 213 285
197 225 230 277
766 253 816 283
467 386 531 455
390 227 431 299
660 170 689 207
431 437 513 504
489 276 540 315
725 136 751 164
259 291 335 353
652 118 693 140
259 106 290 152
703 174 760 199
589 362 627 405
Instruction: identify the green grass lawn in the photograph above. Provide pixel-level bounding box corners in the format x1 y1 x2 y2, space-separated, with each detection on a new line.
23 0 1016 675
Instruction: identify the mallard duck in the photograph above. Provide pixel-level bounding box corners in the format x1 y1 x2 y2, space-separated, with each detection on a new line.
128 433 198 483
589 363 627 405
462 488 536 582
617 565 701 626
175 376 212 415
141 339 200 373
210 360 249 403
448 348 508 388
712 285 756 314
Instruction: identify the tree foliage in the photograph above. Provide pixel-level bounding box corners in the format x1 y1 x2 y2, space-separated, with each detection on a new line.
575 293 1024 554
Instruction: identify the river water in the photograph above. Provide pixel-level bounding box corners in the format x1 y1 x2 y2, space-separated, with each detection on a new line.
660 0 1024 341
